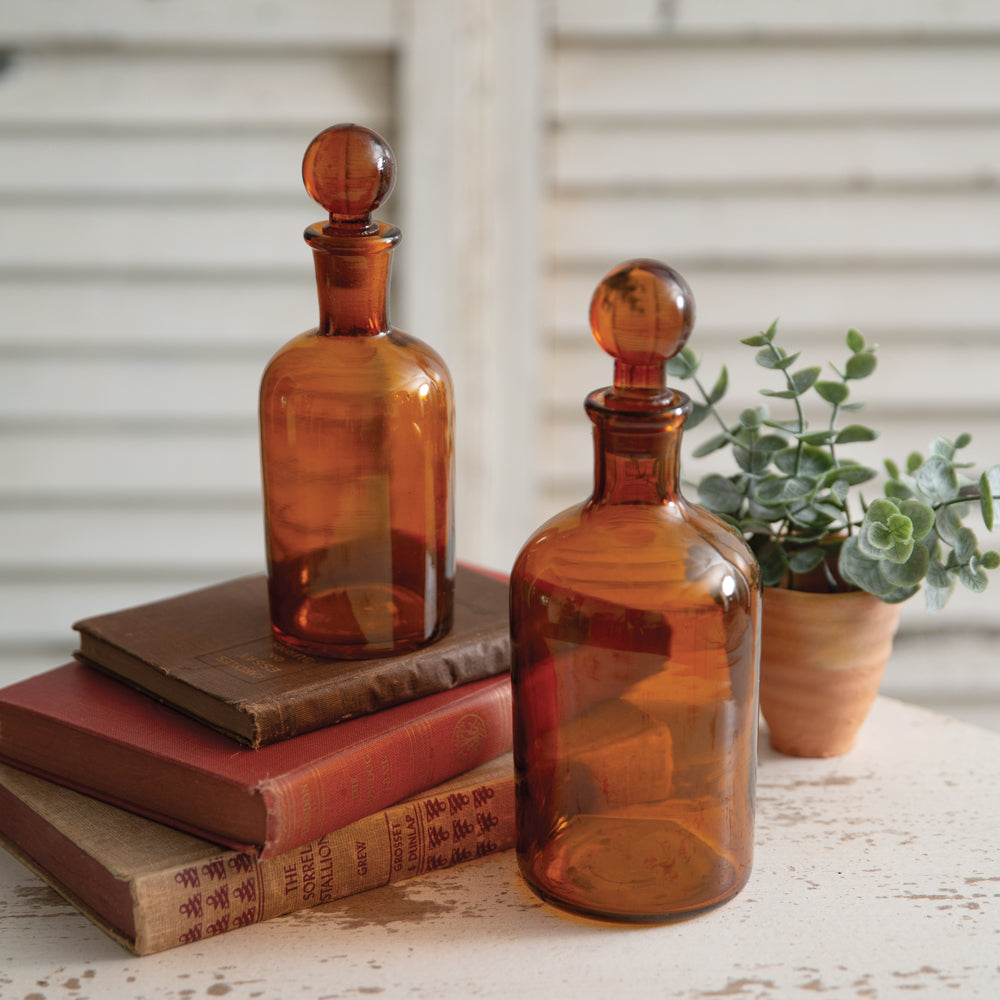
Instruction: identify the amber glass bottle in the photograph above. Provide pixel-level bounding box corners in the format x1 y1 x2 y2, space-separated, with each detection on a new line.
510 260 760 922
260 124 455 659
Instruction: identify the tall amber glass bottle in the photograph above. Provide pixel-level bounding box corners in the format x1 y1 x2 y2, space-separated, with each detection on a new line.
260 124 455 659
510 260 760 922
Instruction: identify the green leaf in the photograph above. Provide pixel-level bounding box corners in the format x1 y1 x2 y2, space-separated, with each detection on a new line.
884 459 900 479
925 557 956 611
692 432 732 458
955 432 973 449
846 328 866 352
774 445 835 477
884 479 913 501
882 542 929 586
831 479 850 504
686 401 711 430
926 558 955 590
824 464 878 488
814 380 850 406
898 500 934 540
838 537 895 597
835 425 878 444
954 526 977 563
982 550 1000 570
925 581 955 613
788 548 825 574
738 407 765 430
697 474 745 514
772 351 801 371
797 430 837 446
755 347 781 369
844 351 878 380
708 366 729 404
915 455 960 503
960 563 989 593
906 452 923 474
867 497 901 523
930 437 955 460
755 540 789 587
759 388 799 399
980 471 995 531
755 475 817 504
887 513 914 542
935 505 962 545
733 445 772 477
742 322 777 347
756 434 789 454
791 367 821 395
667 347 699 379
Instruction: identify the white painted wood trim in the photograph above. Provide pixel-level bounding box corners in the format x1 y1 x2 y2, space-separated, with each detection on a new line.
397 0 546 571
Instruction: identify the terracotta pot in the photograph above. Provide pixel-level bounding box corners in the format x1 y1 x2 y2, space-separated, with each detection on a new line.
760 587 902 758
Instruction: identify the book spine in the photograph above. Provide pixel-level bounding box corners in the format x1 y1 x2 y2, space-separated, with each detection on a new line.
133 769 515 955
260 679 513 858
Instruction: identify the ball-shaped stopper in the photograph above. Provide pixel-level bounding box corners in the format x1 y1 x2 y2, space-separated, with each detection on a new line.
302 123 395 224
589 261 694 392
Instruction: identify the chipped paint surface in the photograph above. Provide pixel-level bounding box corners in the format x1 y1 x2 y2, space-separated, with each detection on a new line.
2 698 1000 998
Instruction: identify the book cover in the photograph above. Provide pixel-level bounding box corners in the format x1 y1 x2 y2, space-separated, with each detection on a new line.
0 662 512 858
0 753 514 955
73 564 510 747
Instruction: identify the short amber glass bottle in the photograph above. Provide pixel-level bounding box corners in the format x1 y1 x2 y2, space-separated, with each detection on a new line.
510 260 760 922
260 124 455 659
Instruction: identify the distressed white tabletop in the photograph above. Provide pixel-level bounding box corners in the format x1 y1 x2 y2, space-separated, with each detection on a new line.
2 697 999 1000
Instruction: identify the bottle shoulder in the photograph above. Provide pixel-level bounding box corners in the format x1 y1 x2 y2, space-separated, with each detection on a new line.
512 499 759 598
261 326 453 395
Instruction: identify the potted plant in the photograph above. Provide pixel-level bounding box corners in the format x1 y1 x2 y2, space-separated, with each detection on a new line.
668 323 1000 756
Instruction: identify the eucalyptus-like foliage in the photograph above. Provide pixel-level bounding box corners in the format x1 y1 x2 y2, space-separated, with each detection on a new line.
668 323 1000 609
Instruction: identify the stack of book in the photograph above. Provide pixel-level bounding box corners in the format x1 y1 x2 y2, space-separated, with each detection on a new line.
0 565 514 955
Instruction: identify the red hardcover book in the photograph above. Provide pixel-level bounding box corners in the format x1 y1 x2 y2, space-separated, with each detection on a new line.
0 662 512 859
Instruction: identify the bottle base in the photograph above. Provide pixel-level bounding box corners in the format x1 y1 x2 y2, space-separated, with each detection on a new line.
270 582 453 660
517 813 750 924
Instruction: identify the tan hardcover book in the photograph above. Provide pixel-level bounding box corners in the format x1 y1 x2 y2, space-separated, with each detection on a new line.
73 564 510 746
0 754 514 955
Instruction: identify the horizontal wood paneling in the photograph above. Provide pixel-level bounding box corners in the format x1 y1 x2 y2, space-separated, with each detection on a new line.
551 191 1000 265
3 429 259 496
553 122 1000 190
0 358 265 419
0 50 392 128
0 276 316 349
0 134 322 196
3 0 397 47
554 0 1000 38
1 505 263 573
554 42 1000 120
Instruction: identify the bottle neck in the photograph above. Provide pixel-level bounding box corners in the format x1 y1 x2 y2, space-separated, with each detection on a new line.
305 222 399 337
585 391 689 506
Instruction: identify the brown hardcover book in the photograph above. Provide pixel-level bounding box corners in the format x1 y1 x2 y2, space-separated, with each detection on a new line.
73 564 510 747
0 662 511 858
0 753 514 955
